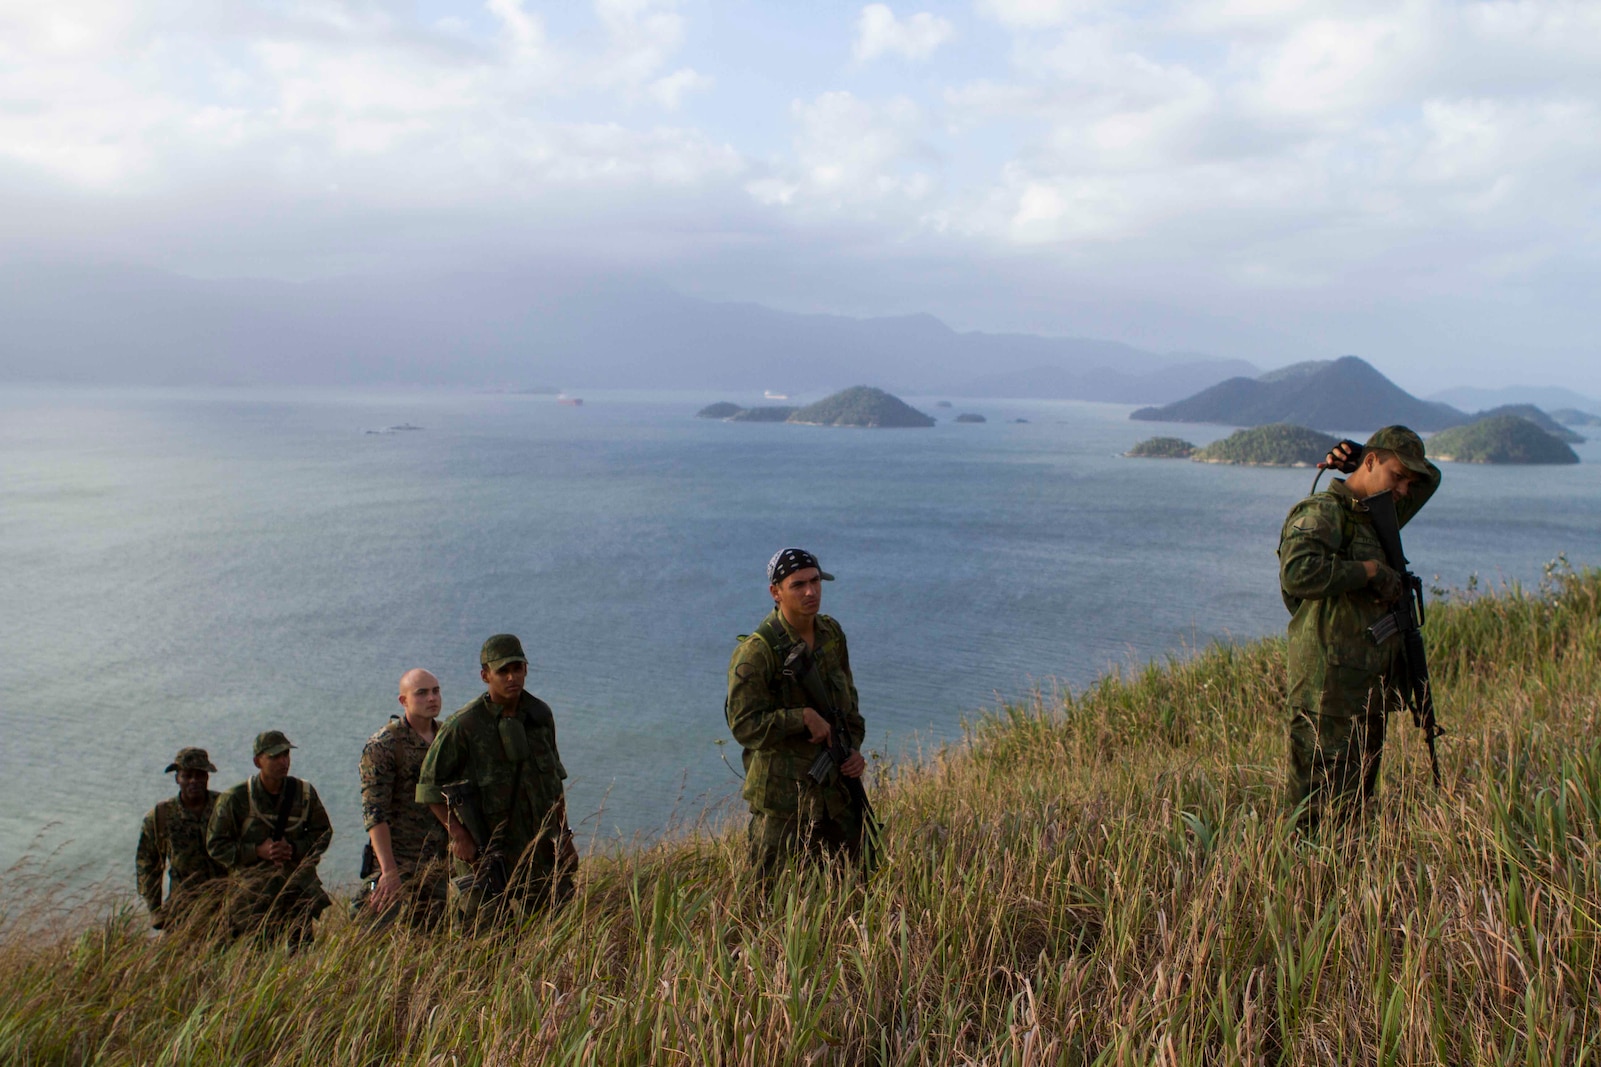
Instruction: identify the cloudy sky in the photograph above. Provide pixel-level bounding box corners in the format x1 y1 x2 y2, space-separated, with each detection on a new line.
4 0 1599 390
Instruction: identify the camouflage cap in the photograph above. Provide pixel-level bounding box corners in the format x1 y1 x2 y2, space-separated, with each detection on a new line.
252 730 296 758
164 747 218 774
1363 425 1432 475
480 633 528 670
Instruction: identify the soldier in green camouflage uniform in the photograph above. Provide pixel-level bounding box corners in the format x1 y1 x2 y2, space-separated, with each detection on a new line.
1279 426 1441 828
135 747 228 929
207 730 334 946
356 668 450 928
416 635 577 928
726 548 869 881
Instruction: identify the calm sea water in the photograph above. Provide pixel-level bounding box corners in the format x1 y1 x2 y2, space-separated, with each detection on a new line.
4 387 1600 888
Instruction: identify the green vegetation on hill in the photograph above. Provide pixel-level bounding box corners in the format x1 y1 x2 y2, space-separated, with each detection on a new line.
4 568 1600 1063
1428 415 1580 465
1130 355 1466 432
729 406 796 422
1192 423 1337 466
1552 407 1601 427
788 386 934 428
1126 436 1196 458
1475 404 1586 444
696 402 742 419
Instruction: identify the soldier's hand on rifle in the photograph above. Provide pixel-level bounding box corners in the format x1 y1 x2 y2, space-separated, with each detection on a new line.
255 839 293 864
1368 561 1404 605
1318 439 1363 474
801 707 833 746
447 824 478 863
840 751 866 779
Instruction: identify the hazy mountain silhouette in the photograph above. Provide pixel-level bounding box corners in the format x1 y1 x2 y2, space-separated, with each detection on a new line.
1129 356 1468 432
0 261 1250 400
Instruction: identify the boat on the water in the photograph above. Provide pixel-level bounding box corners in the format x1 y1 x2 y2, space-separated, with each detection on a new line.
764 390 790 400
557 394 584 406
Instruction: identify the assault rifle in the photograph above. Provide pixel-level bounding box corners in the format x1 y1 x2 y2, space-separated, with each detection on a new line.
440 779 509 898
1362 489 1444 786
782 643 881 868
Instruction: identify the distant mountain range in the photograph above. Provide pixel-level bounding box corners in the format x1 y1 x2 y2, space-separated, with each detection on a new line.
1430 385 1601 412
0 260 1252 402
1131 356 1467 432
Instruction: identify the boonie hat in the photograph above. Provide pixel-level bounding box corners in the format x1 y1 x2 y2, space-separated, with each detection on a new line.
253 730 296 758
1363 425 1432 476
768 548 835 586
164 747 218 774
481 633 529 670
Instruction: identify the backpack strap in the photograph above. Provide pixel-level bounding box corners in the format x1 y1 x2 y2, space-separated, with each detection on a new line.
154 800 171 856
751 614 793 660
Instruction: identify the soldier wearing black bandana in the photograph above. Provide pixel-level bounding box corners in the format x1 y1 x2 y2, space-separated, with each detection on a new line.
725 548 870 882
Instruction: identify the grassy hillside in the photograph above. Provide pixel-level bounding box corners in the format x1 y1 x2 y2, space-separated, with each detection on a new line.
5 565 1601 1064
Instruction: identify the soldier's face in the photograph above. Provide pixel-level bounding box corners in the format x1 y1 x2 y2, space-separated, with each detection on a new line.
254 750 291 783
482 660 527 705
1368 454 1419 498
175 768 208 802
399 671 443 720
772 568 823 620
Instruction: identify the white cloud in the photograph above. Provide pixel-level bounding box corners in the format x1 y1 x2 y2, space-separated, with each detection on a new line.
649 67 713 110
975 0 1101 31
747 90 937 214
853 5 956 63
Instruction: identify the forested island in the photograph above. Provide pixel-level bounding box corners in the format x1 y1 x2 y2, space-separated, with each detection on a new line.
697 387 934 429
1191 424 1338 467
1126 436 1196 458
1427 415 1581 464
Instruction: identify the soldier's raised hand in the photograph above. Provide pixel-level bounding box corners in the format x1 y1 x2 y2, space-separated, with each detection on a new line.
1318 439 1363 473
801 707 833 746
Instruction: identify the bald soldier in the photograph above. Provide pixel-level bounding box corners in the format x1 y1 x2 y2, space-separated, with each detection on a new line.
135 747 228 929
356 668 449 927
207 730 334 946
1279 426 1442 828
416 635 578 927
726 548 869 881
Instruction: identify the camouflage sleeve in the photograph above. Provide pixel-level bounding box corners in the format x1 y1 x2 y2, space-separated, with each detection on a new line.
358 735 393 832
206 790 248 871
415 720 463 805
135 808 164 912
726 638 807 750
1397 459 1442 529
1279 497 1369 602
298 784 333 864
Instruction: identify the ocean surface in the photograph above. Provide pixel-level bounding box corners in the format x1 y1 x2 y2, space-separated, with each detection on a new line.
4 386 1600 890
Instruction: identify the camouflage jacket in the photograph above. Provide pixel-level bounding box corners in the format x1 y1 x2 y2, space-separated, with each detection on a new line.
360 715 447 876
206 775 332 897
1278 469 1441 717
726 610 865 820
415 691 568 868
135 792 226 914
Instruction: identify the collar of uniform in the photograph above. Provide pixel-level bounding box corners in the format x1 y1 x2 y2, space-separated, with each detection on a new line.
250 774 296 805
482 690 529 720
1327 479 1360 506
769 607 828 646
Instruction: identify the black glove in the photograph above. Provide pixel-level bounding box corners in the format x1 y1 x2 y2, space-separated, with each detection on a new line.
1319 439 1364 474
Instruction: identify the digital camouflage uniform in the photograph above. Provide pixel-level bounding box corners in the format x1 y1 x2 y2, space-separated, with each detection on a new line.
726 608 867 879
356 714 448 925
1278 428 1441 827
207 774 334 942
415 690 575 926
135 792 227 927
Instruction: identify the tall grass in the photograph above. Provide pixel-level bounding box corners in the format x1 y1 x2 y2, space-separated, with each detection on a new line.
4 565 1600 1065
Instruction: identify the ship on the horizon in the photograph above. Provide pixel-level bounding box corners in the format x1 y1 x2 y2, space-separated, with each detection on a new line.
764 390 790 400
557 394 584 407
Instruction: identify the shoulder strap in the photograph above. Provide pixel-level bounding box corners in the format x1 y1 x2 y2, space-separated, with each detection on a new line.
751 614 793 658
272 777 301 840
